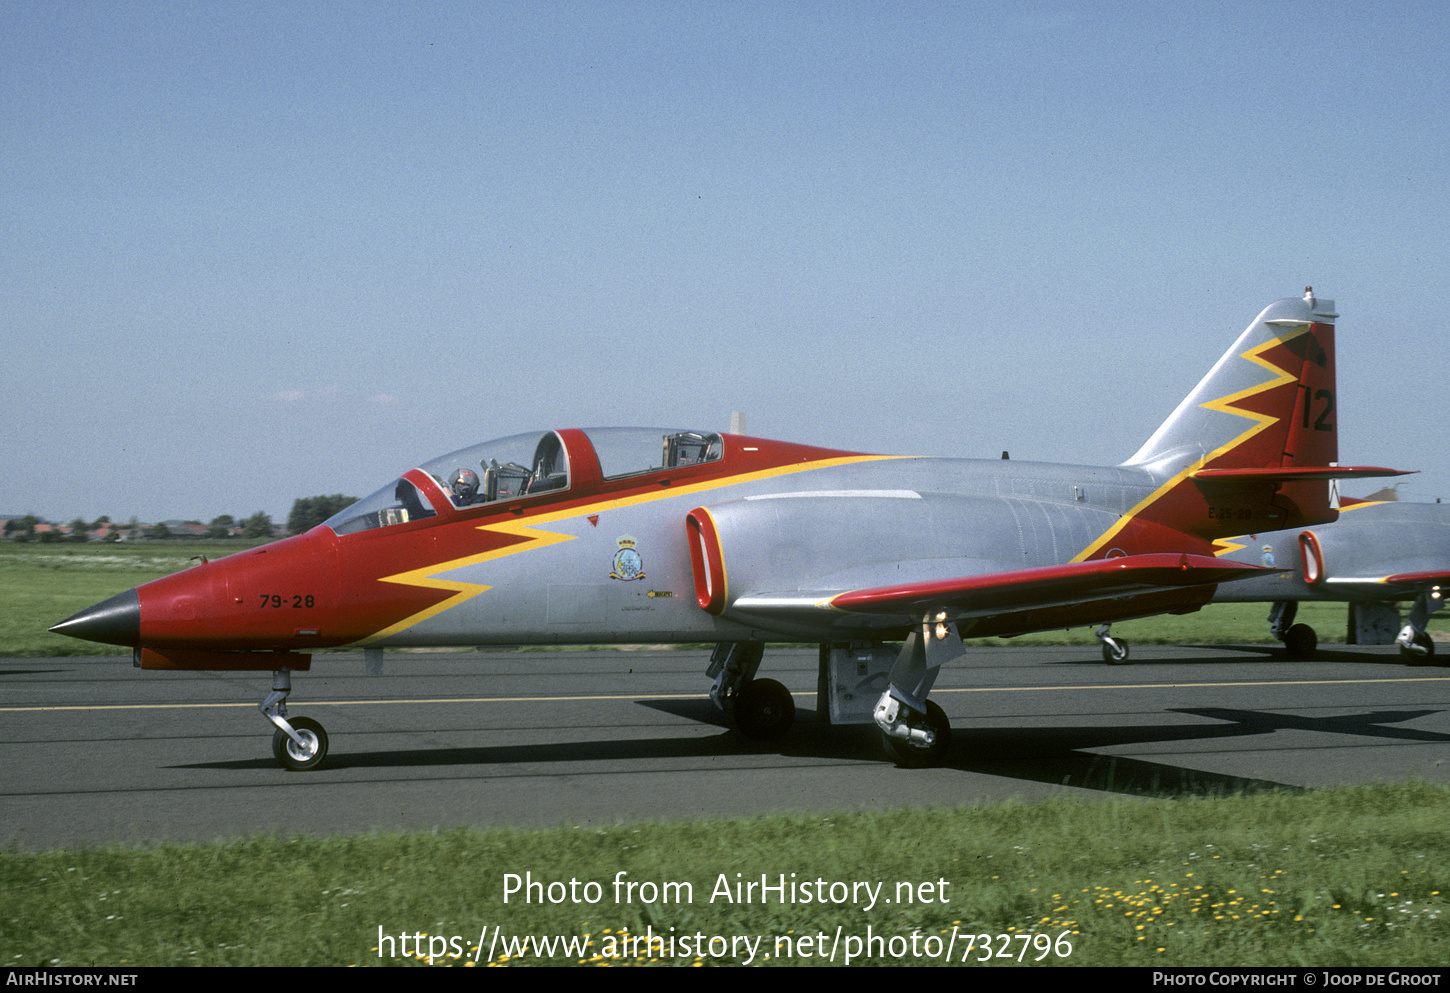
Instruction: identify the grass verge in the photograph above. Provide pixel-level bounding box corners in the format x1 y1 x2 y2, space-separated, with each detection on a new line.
4 783 1447 967
0 542 265 656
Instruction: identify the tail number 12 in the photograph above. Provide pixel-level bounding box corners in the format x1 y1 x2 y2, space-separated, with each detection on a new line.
1300 386 1334 432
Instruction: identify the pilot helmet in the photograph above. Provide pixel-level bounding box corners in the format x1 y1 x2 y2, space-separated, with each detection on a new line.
449 468 480 502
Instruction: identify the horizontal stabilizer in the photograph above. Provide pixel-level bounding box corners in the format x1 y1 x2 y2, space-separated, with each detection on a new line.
1192 466 1412 483
822 553 1276 619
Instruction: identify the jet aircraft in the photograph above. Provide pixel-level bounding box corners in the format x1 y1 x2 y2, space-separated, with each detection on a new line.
1208 498 1448 661
52 289 1407 770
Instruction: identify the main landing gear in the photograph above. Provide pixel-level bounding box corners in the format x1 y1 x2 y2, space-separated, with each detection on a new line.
1397 590 1441 665
261 669 329 770
1268 601 1318 659
871 614 960 767
709 626 962 767
876 696 952 768
708 642 795 740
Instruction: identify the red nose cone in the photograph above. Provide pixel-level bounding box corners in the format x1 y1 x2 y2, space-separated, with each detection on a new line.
133 528 344 651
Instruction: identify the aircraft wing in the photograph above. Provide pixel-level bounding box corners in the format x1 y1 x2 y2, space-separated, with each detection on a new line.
731 553 1277 622
1322 568 1450 599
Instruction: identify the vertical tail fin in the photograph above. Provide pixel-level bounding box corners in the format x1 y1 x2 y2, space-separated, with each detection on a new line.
1125 287 1340 480
1089 289 1405 554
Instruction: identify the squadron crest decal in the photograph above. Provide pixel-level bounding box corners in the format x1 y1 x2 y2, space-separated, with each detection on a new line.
610 535 646 581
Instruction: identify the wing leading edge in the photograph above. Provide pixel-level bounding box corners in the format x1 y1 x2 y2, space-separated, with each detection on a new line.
1322 569 1450 599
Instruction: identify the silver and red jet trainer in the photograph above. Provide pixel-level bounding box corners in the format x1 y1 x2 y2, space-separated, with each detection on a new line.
1209 498 1448 660
53 288 1407 769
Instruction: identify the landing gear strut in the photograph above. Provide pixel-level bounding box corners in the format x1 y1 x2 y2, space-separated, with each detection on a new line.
708 642 796 739
873 614 960 767
1397 591 1439 665
261 669 329 770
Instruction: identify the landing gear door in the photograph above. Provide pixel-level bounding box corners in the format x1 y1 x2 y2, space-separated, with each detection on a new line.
819 644 895 725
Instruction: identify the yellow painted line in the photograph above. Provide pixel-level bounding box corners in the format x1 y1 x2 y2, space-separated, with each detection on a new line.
0 693 708 713
935 677 1450 694
6 676 1448 713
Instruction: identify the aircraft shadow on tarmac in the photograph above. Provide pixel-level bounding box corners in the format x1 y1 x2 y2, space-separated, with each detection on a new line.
1209 645 1449 665
1040 646 1429 666
178 697 1450 802
949 707 1449 799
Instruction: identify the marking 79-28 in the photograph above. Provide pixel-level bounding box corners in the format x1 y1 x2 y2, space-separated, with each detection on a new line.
256 594 316 609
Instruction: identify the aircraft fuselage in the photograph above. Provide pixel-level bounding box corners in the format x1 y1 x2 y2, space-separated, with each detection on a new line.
124 434 1202 657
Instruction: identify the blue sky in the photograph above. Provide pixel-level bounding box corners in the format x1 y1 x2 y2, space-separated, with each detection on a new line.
4 1 1446 524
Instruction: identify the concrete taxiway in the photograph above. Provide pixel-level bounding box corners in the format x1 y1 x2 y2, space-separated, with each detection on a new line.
4 645 1449 850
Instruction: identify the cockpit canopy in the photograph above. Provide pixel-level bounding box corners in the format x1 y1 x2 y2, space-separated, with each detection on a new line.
323 428 723 536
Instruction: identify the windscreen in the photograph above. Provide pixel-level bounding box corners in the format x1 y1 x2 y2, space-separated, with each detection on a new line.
323 431 571 534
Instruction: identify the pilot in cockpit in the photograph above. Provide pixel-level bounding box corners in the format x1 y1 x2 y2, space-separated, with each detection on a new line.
448 468 481 506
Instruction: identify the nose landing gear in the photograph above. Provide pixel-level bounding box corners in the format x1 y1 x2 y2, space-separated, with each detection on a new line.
261 669 329 771
1096 623 1130 664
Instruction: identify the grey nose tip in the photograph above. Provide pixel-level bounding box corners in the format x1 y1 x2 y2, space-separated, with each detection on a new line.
50 589 141 647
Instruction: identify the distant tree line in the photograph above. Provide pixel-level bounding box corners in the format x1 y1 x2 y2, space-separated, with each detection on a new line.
287 495 357 536
132 513 277 541
5 496 359 543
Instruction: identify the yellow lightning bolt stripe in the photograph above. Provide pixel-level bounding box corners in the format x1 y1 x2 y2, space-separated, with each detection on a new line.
359 453 900 642
1071 326 1311 563
1338 500 1389 514
359 519 577 643
1213 536 1249 558
1196 329 1306 433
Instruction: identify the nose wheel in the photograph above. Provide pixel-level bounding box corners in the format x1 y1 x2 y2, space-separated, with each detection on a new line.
707 642 797 739
1283 623 1318 659
1096 624 1129 664
261 669 329 771
272 716 329 771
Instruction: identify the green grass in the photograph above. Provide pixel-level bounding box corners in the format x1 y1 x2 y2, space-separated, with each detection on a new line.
3 783 1447 967
8 544 1449 967
0 541 267 656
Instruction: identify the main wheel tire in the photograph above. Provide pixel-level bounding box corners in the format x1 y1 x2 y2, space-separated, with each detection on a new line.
1102 638 1129 664
881 700 952 768
1283 623 1318 659
1401 630 1436 666
272 716 328 771
734 678 795 740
